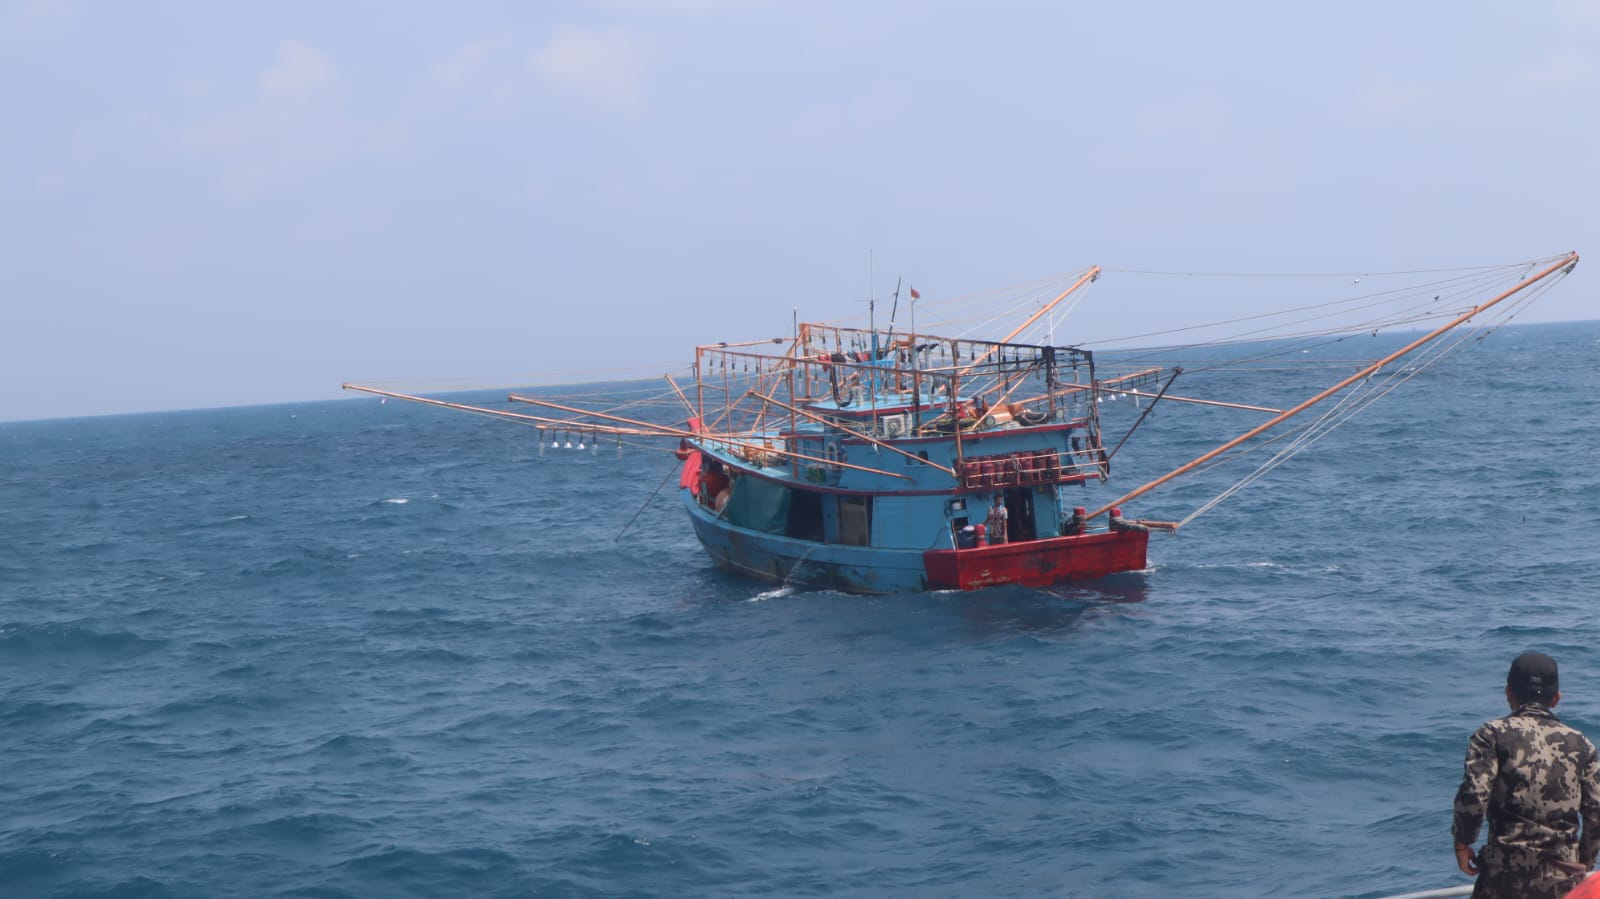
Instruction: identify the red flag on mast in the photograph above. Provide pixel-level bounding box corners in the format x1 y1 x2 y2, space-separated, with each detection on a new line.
909 286 920 299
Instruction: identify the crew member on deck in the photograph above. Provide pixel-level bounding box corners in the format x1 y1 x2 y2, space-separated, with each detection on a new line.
699 462 730 512
985 494 1008 545
1452 652 1600 899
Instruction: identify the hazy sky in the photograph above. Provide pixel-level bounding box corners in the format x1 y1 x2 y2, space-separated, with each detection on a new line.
3 0 1596 422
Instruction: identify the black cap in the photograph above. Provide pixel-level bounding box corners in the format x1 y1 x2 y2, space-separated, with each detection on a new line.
1508 652 1559 702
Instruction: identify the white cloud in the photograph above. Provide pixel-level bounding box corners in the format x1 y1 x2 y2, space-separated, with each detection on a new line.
585 0 761 10
778 81 904 148
185 38 343 155
531 26 646 111
258 39 335 99
1517 49 1590 89
424 37 536 120
430 38 502 91
122 222 200 275
1138 97 1226 135
8 0 72 28
34 170 67 194
21 0 72 17
0 0 73 46
1348 76 1434 124
1556 0 1600 25
182 39 391 196
175 75 218 101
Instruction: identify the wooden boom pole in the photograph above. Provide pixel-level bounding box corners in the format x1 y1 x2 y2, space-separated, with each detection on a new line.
345 384 910 479
995 266 1101 346
663 373 694 418
1084 251 1579 524
509 393 911 480
344 383 564 426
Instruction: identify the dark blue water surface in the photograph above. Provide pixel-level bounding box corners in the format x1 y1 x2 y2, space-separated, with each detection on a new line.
4 322 1599 898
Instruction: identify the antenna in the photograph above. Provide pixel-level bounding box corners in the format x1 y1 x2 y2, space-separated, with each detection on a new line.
868 248 875 337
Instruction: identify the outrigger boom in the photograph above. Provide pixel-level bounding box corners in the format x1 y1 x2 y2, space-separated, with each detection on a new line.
1085 250 1580 526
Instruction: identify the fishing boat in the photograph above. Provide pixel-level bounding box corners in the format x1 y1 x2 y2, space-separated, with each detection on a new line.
344 251 1579 594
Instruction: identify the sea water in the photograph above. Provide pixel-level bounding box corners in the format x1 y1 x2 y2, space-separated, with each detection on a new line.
3 321 1598 898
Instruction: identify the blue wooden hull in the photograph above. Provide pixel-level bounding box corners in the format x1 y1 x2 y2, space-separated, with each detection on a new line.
683 489 933 593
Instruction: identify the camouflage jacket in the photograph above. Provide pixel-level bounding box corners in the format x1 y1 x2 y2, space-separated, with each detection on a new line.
1453 703 1600 867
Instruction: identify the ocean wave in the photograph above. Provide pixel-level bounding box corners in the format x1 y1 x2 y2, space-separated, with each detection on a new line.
0 698 93 728
0 621 167 658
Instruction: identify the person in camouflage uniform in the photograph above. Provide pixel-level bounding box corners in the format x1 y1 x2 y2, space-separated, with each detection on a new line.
1453 652 1600 899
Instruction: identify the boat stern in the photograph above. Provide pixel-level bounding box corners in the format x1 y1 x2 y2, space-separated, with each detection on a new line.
921 529 1149 591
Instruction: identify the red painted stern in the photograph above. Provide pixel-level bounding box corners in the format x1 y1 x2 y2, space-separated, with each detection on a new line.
922 530 1149 591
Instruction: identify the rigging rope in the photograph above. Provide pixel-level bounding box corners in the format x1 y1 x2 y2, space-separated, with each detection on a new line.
1170 271 1566 528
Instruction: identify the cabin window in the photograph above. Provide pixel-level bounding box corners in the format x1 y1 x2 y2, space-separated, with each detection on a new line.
786 488 824 542
837 496 872 546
